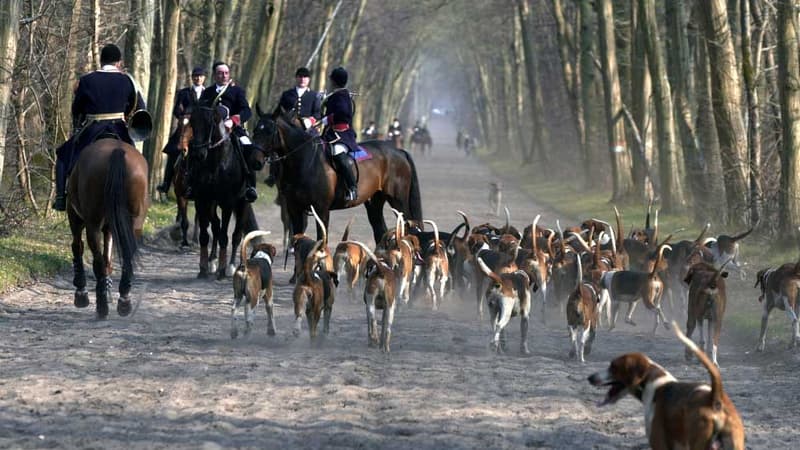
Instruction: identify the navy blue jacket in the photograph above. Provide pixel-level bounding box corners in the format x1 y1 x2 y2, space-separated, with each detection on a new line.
71 68 146 149
173 85 204 118
322 88 357 152
278 87 322 120
199 83 251 123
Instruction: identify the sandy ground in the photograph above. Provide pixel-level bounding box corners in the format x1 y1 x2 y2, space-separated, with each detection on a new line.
1 117 798 449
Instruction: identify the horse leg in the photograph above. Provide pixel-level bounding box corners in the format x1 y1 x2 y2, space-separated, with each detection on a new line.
228 202 250 277
216 208 233 280
68 210 89 308
86 225 110 319
364 193 388 245
197 202 212 278
178 197 190 248
209 207 221 275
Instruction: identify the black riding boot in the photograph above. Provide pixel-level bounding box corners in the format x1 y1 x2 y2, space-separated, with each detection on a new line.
53 155 68 211
333 153 358 202
245 170 258 202
157 151 178 193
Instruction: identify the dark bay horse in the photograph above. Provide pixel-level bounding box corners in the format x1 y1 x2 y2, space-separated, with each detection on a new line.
252 107 423 244
187 103 261 279
67 138 148 319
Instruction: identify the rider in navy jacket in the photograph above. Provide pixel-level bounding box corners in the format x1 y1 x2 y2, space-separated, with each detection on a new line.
156 65 206 194
53 44 146 211
320 67 358 202
265 67 322 187
187 61 258 202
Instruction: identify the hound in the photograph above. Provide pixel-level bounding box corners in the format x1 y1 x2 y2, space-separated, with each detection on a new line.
231 230 275 339
754 260 800 351
476 256 533 354
422 219 450 310
292 239 338 340
348 241 398 352
588 322 745 449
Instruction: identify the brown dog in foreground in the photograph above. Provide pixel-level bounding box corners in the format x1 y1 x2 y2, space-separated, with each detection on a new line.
588 321 744 449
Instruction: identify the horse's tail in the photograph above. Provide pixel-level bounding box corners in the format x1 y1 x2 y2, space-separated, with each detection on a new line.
400 149 423 223
105 147 138 265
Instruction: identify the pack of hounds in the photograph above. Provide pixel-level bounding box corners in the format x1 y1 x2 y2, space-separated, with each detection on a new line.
230 199 800 449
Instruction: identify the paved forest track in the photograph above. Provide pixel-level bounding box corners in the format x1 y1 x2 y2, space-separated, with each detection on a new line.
1 117 796 449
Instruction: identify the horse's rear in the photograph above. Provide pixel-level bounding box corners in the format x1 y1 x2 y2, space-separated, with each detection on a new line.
68 138 149 318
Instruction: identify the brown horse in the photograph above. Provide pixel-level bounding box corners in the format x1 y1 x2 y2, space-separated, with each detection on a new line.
410 127 432 156
67 138 149 319
252 107 422 244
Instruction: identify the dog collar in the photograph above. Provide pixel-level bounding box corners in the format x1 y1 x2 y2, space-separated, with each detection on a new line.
253 250 272 265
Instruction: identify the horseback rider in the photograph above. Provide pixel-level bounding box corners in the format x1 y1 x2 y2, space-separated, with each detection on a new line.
188 61 258 202
265 66 322 187
387 117 403 141
361 120 378 140
320 67 358 202
53 44 146 211
156 65 206 194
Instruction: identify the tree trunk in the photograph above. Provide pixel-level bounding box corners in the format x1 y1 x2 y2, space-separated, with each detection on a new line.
126 0 154 99
596 0 635 201
91 0 101 68
551 0 583 167
666 0 704 220
579 0 595 184
699 0 750 226
629 0 650 199
148 0 181 198
641 0 685 212
517 0 546 164
740 0 763 225
692 10 727 222
0 0 20 186
341 0 367 67
258 0 286 108
777 0 800 234
214 0 237 62
241 0 281 107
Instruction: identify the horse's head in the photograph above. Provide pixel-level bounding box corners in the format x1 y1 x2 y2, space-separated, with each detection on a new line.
188 101 225 161
253 103 304 159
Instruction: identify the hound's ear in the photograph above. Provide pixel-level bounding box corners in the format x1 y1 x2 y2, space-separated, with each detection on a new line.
721 271 729 279
267 244 277 258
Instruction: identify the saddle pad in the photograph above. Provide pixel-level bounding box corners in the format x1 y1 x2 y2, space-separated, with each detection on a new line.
351 146 372 161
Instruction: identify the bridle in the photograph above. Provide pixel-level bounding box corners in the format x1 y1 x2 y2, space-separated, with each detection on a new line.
190 106 226 153
254 116 320 164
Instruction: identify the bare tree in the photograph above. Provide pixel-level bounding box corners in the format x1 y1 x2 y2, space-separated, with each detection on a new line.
0 0 20 186
698 0 750 226
777 0 800 234
596 0 635 201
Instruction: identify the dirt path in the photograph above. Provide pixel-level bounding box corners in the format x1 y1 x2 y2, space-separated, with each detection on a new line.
1 118 796 449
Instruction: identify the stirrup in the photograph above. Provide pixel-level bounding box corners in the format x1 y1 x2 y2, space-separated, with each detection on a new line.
345 188 358 202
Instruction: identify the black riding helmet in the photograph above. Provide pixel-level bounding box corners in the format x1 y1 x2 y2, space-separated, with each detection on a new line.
329 67 348 87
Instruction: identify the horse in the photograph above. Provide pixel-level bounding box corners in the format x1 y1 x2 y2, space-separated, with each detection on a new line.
67 138 149 319
252 106 423 245
410 127 432 156
186 103 263 279
389 130 404 149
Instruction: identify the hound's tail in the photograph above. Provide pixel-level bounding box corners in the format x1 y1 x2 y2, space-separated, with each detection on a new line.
671 321 724 412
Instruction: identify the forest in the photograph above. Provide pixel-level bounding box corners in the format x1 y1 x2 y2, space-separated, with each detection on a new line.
0 0 798 235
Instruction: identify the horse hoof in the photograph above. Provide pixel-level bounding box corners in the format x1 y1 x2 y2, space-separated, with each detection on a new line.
74 291 90 308
96 302 109 320
231 329 239 339
215 270 226 281
197 270 209 279
267 328 276 337
117 298 133 317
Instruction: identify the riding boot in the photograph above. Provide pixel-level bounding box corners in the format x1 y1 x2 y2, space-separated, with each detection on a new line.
333 153 358 202
245 170 258 203
157 151 178 193
53 155 68 211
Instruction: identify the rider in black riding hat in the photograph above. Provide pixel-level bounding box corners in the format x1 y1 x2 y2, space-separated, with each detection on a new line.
186 61 259 202
265 67 322 187
156 65 206 195
320 67 358 202
53 43 146 211
387 117 403 142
